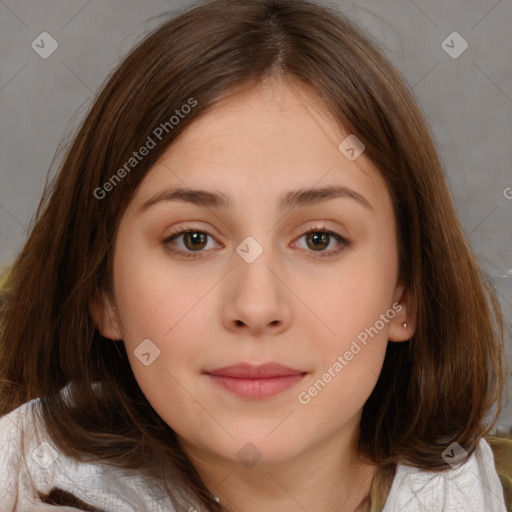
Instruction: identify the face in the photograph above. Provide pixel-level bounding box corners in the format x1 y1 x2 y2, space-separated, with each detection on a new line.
91 78 412 468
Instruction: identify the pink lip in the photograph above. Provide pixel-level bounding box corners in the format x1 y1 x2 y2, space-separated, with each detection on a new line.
205 363 307 399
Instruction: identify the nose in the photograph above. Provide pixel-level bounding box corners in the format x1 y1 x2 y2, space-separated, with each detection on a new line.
221 244 292 337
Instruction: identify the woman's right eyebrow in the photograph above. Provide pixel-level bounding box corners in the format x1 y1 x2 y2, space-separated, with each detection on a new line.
138 185 373 213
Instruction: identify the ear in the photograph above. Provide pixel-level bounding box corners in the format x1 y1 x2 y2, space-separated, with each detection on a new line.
387 281 416 343
89 290 123 340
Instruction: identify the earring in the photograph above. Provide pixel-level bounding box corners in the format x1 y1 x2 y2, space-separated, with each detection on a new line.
403 322 407 328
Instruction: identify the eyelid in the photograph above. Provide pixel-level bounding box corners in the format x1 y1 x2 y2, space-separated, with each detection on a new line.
163 222 217 239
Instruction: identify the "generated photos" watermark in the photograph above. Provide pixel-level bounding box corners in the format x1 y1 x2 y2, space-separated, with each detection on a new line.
94 97 198 200
297 302 403 405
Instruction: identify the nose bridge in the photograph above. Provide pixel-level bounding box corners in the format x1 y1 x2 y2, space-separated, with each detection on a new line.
233 232 278 293
231 198 280 272
221 230 292 334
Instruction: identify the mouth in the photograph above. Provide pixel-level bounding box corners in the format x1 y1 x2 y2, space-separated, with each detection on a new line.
204 363 308 399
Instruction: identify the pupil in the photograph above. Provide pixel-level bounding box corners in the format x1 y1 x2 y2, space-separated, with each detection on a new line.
308 232 328 250
186 232 206 250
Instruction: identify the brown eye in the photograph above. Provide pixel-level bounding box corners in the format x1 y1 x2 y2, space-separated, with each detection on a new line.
162 228 219 259
305 232 330 251
162 225 350 261
181 231 208 251
294 227 351 258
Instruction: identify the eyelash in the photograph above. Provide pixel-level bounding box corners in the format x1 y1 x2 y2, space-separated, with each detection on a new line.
162 223 351 260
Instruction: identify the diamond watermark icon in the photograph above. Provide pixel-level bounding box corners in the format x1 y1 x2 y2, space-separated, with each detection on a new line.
442 442 468 468
236 442 263 468
31 32 59 59
236 236 263 263
338 134 365 161
134 338 161 366
441 32 468 59
31 442 59 469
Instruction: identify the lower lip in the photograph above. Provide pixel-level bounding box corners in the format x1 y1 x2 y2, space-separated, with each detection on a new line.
207 374 306 399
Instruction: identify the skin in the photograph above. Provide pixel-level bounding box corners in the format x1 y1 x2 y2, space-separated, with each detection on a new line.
90 77 415 512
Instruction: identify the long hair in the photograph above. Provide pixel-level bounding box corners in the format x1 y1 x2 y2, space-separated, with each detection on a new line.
0 0 508 510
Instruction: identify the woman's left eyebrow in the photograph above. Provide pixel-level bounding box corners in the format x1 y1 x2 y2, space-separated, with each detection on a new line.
138 184 373 213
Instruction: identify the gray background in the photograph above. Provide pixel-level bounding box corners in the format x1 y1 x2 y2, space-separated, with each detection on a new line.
0 0 511 430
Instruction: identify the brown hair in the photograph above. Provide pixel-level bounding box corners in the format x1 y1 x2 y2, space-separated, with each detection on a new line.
0 0 508 510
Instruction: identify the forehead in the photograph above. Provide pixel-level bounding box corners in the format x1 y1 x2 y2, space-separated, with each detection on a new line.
169 78 348 159
131 78 389 214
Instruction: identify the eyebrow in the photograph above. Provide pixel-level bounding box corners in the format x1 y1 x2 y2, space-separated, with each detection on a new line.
138 184 373 213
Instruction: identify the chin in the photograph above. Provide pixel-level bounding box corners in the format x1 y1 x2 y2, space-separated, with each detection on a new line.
216 434 304 467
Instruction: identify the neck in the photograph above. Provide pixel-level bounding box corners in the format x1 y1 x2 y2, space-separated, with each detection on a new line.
181 422 378 512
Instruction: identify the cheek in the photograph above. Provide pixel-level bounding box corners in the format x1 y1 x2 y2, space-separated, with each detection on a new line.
297 282 391 421
112 234 205 344
297 247 397 410
311 248 397 343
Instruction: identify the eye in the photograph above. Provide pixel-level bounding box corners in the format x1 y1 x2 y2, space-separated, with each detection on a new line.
293 224 351 258
162 223 351 260
162 225 220 259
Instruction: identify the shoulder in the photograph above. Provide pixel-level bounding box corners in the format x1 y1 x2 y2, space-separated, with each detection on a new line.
0 398 180 511
0 399 45 509
381 436 509 512
487 434 512 511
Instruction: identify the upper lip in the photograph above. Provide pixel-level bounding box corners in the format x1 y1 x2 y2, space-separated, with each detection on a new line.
205 363 306 379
